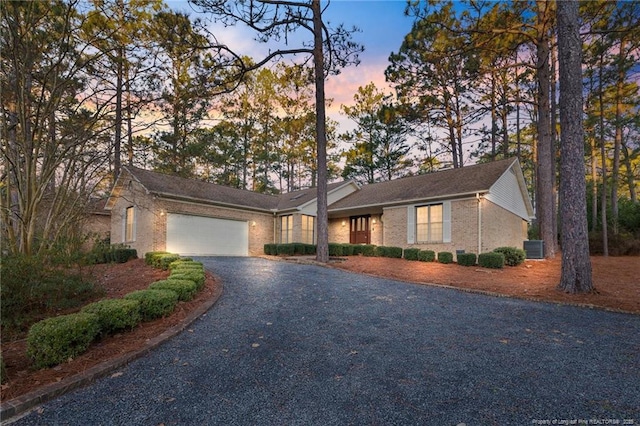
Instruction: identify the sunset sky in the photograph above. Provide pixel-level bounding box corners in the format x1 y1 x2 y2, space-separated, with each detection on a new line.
169 0 416 131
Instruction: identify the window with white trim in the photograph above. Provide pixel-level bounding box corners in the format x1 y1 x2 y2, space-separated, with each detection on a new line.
416 204 443 243
280 215 293 243
301 215 315 244
125 206 136 242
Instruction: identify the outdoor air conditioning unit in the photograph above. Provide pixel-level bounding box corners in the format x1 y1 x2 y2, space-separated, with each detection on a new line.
523 240 544 259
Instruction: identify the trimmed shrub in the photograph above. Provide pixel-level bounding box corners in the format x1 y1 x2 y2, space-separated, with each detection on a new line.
124 289 178 321
264 244 277 255
170 271 205 291
437 252 454 264
341 244 355 256
361 245 376 256
27 313 101 369
149 279 197 301
457 252 477 266
478 252 505 269
493 246 526 266
304 244 316 255
276 244 295 256
403 248 420 261
417 250 436 262
112 248 137 263
145 251 169 266
0 355 6 384
293 243 306 255
168 260 203 270
157 254 181 270
172 262 204 270
328 243 344 256
81 299 141 336
373 246 403 258
351 245 364 255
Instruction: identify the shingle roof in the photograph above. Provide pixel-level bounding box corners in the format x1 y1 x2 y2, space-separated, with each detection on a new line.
276 181 351 211
122 167 351 212
328 158 518 211
117 159 519 214
125 166 279 211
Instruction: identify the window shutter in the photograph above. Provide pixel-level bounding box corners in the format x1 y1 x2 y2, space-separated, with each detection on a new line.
407 205 415 244
443 201 451 243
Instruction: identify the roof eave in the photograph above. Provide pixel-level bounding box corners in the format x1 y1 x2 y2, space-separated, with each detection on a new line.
328 190 490 213
153 191 275 213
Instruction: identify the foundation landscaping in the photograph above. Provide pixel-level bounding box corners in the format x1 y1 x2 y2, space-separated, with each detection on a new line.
264 243 527 269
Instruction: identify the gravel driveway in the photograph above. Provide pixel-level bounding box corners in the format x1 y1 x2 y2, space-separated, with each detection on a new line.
10 257 640 425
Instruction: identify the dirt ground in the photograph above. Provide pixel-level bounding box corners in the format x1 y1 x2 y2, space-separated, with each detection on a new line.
330 255 640 313
1 255 638 403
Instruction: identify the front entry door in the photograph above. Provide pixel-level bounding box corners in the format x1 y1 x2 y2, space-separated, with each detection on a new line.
350 215 370 244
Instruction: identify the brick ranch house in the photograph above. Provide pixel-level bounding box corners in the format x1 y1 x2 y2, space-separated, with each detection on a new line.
105 157 534 258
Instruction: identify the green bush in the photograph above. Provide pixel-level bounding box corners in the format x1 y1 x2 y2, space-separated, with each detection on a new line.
27 313 101 369
149 279 197 301
351 245 364 255
478 252 505 269
1 355 7 384
124 289 178 321
328 243 344 256
437 252 454 264
112 247 137 263
144 251 170 265
276 244 295 256
293 243 306 255
170 271 205 291
385 246 403 258
86 240 113 264
264 243 277 255
1 255 104 338
172 265 205 276
361 245 377 256
417 250 436 262
168 260 203 270
156 254 181 270
341 244 355 256
493 246 526 266
304 244 316 255
457 253 477 266
403 248 420 261
81 299 141 336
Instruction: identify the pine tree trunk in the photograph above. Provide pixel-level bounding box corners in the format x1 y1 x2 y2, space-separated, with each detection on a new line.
312 0 328 263
535 30 556 258
557 0 593 293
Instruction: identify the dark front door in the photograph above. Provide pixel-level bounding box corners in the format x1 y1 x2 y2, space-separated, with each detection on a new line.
350 215 370 244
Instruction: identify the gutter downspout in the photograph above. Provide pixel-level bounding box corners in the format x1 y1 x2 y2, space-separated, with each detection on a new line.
476 193 482 255
273 212 277 244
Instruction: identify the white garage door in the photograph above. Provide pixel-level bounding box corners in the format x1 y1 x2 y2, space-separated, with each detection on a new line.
166 213 248 256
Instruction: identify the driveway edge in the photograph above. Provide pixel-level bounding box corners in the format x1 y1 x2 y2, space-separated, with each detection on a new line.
0 271 223 423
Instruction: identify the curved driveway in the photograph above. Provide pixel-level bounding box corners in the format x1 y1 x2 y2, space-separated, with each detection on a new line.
11 257 640 425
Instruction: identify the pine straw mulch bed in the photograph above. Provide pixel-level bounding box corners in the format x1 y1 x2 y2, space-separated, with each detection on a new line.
1 258 220 402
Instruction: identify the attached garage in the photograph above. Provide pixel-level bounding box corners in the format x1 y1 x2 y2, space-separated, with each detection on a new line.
166 213 248 256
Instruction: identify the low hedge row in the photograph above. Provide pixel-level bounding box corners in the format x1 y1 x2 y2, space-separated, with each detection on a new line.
27 312 101 369
26 253 206 370
145 252 181 270
80 299 141 336
87 243 137 265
